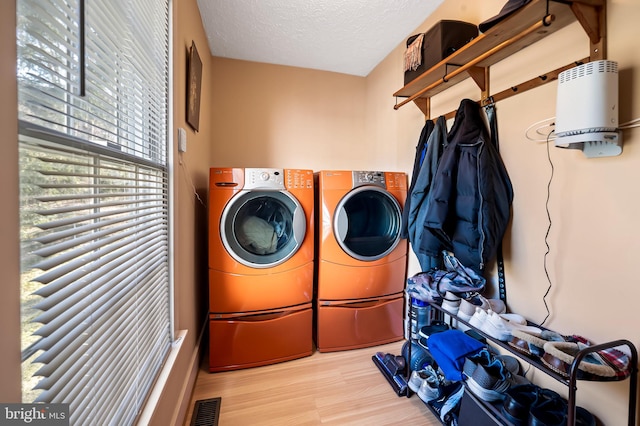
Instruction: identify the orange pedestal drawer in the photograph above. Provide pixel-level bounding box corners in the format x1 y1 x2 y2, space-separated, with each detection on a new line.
209 304 313 372
316 295 404 352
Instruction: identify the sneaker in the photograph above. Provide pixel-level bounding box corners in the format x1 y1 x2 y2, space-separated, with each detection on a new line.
466 349 521 376
416 365 442 402
484 310 542 342
440 291 461 315
468 307 489 330
418 321 450 340
499 312 527 325
408 369 429 394
465 350 530 402
457 294 506 322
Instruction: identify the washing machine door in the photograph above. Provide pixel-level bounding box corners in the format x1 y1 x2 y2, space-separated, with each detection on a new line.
221 190 306 268
334 186 402 261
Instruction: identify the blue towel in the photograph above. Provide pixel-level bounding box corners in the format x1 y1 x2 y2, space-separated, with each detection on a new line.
427 329 486 381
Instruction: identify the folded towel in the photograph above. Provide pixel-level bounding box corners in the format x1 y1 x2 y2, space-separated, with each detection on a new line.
404 33 425 72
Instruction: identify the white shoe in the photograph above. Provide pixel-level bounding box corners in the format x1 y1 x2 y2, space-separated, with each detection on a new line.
468 307 489 330
440 291 461 315
408 369 427 393
485 310 542 341
416 366 441 402
457 294 506 322
499 312 527 325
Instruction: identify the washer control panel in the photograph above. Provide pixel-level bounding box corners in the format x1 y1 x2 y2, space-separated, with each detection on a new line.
244 168 285 189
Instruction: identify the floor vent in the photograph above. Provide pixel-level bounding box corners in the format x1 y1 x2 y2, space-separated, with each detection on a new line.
190 397 221 426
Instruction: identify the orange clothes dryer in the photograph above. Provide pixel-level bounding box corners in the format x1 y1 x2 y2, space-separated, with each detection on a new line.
208 168 314 372
316 170 408 352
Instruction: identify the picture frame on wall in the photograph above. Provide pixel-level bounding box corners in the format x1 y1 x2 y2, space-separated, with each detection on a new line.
187 41 202 131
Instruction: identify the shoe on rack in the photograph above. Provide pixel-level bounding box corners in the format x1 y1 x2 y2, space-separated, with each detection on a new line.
501 384 541 426
509 328 567 358
427 381 465 424
440 291 461 315
408 368 430 394
575 406 597 426
418 320 450 340
528 388 568 426
468 307 490 331
457 294 506 322
435 382 465 424
542 340 618 379
415 365 443 403
465 349 529 402
466 348 522 376
499 312 527 325
483 310 542 342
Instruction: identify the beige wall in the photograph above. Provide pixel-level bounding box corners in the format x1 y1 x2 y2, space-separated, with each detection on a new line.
208 1 640 424
210 58 367 171
149 0 213 424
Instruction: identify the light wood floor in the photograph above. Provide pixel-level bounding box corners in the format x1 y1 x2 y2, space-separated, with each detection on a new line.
183 340 441 426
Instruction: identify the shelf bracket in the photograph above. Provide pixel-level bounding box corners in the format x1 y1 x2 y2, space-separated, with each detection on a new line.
466 66 489 99
413 98 429 118
570 1 606 60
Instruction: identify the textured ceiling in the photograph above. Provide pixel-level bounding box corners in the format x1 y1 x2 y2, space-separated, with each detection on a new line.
196 0 444 77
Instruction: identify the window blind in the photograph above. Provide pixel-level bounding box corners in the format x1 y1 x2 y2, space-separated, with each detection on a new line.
17 0 171 424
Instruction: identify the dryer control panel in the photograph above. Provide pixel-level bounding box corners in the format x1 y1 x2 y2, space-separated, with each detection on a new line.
352 171 386 188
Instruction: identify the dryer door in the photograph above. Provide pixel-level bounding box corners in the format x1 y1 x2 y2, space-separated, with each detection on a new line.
221 190 306 268
334 186 402 261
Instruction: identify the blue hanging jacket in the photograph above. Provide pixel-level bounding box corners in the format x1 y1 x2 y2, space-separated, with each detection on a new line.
419 99 513 273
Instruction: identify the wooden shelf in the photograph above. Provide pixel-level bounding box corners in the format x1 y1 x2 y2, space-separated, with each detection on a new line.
393 0 606 115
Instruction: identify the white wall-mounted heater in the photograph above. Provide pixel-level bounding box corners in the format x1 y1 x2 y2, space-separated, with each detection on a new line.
555 60 622 158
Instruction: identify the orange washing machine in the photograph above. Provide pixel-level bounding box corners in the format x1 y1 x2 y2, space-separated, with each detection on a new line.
316 170 408 352
208 168 314 372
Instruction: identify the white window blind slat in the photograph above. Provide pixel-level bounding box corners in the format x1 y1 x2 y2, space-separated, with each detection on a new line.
32 245 166 338
32 212 162 256
17 0 171 422
28 233 165 307
31 223 166 285
34 257 167 384
33 208 161 246
30 244 167 357
32 221 165 271
36 295 139 400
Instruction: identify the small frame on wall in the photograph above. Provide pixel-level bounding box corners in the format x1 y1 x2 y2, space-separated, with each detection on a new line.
187 41 202 131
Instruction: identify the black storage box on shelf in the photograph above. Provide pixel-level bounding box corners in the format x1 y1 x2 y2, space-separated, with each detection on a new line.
404 20 478 86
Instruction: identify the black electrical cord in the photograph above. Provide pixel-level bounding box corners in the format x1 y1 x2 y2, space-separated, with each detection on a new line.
540 129 555 327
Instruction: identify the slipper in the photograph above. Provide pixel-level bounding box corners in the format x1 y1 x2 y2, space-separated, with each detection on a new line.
569 335 631 380
541 341 617 379
508 329 565 358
